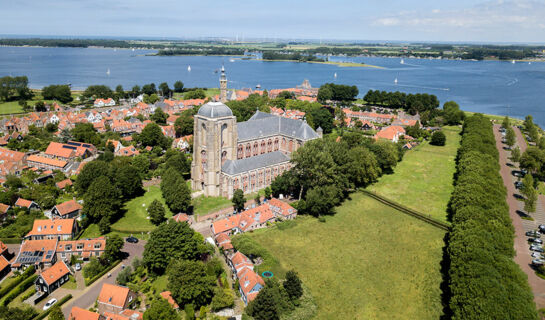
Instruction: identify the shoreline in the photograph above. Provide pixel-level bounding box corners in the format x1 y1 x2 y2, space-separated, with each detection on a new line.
259 59 385 69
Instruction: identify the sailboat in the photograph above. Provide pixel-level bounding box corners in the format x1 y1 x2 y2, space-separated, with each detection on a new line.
511 60 515 64
188 65 191 72
394 78 398 85
334 72 337 79
132 48 135 52
529 62 532 65
106 68 110 76
400 58 405 65
229 58 235 62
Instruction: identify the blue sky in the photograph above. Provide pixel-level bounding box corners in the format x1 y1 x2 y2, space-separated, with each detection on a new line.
2 0 545 43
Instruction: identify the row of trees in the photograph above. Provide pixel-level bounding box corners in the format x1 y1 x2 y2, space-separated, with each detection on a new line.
363 90 440 115
446 114 537 319
271 133 401 216
0 76 32 101
41 84 73 103
317 83 359 102
80 81 185 101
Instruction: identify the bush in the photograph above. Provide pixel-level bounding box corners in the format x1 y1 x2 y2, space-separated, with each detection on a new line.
0 266 35 298
430 130 446 146
210 287 234 311
2 274 38 306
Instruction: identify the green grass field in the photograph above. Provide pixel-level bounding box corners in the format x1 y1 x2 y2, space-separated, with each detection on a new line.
111 185 173 232
192 195 232 216
367 126 461 222
243 193 445 319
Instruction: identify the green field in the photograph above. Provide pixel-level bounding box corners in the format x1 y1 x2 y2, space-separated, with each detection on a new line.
464 111 523 125
111 185 173 232
192 195 232 216
367 126 461 222
243 193 445 319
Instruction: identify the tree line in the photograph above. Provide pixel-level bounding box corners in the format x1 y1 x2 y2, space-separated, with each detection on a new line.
261 51 324 62
363 90 439 115
0 76 32 102
445 114 537 319
317 83 359 103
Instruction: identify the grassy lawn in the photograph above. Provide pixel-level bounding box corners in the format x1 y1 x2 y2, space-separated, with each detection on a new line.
192 195 232 216
539 182 545 196
242 193 445 320
464 111 523 126
111 185 173 233
0 101 25 115
61 276 77 290
367 126 461 222
151 275 168 293
7 286 35 309
79 224 101 239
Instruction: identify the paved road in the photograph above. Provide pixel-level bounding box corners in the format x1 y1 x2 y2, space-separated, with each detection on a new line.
61 240 145 318
494 124 545 308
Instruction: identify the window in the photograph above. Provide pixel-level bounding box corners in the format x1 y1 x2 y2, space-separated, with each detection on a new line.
94 243 101 249
76 244 83 250
65 245 72 251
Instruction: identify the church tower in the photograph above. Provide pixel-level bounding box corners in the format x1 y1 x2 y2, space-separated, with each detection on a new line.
219 65 228 103
191 100 237 197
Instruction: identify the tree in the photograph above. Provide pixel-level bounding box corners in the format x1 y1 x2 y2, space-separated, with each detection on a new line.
184 304 195 320
520 147 545 174
143 221 203 274
510 146 521 164
167 259 215 308
71 123 101 145
47 306 64 320
116 266 132 286
309 108 333 134
264 187 272 200
132 155 150 178
232 189 246 212
283 270 303 300
151 108 168 124
248 286 279 320
144 298 180 320
184 89 206 99
300 184 341 216
137 123 169 149
174 81 184 93
144 93 159 104
522 174 537 214
82 85 114 100
505 127 516 148
149 199 166 225
42 84 73 103
159 82 171 98
82 176 122 224
130 85 141 97
142 83 157 95
34 100 47 112
368 141 399 172
254 193 261 205
174 113 194 137
114 165 143 199
443 101 465 125
345 147 380 188
75 160 112 194
502 116 510 129
430 130 446 146
104 234 124 262
210 287 234 311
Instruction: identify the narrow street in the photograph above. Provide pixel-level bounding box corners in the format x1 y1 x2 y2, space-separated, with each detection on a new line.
61 240 145 318
494 124 545 308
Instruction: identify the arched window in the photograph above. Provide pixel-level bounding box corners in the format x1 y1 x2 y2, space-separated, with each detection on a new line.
245 144 251 158
274 138 279 151
221 123 228 147
201 150 207 170
268 139 273 152
288 140 293 152
261 140 266 154
201 123 207 145
253 142 259 156
237 145 243 159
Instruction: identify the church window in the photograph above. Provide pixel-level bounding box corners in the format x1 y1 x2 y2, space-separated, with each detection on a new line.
246 144 251 158
261 140 266 154
253 142 258 156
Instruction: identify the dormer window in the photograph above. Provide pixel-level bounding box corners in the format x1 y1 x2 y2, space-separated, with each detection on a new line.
57 226 61 231
37 227 41 232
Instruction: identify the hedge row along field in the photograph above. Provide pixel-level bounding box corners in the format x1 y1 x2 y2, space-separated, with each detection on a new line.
447 114 537 319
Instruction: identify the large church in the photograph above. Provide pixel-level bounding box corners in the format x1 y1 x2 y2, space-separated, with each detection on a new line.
191 68 321 198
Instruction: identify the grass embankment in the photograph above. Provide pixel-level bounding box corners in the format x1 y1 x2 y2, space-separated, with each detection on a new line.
0 90 81 115
464 111 523 126
309 61 385 69
192 195 232 216
242 193 445 319
111 185 173 233
367 126 461 222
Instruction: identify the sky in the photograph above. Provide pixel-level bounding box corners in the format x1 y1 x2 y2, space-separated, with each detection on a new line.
1 0 545 43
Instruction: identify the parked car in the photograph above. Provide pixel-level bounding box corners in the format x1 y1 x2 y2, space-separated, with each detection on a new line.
126 236 138 243
521 169 528 175
526 231 541 238
539 225 545 233
515 181 523 189
531 245 544 252
43 298 57 311
531 252 545 258
529 238 543 244
532 259 545 266
75 263 81 271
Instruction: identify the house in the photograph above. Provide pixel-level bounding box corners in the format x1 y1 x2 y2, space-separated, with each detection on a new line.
238 266 265 305
14 198 41 210
103 310 143 320
35 260 71 294
97 283 137 315
0 147 26 178
172 135 192 151
0 203 10 220
94 98 115 108
215 233 234 253
160 291 179 310
0 255 11 281
360 121 376 130
26 155 69 172
56 179 73 189
56 237 106 262
228 251 255 275
51 199 82 219
45 141 97 160
171 213 190 224
211 203 275 236
106 140 123 153
392 118 419 127
268 198 297 220
0 241 12 260
374 125 406 143
12 239 58 270
68 307 101 320
25 219 78 240
115 145 140 157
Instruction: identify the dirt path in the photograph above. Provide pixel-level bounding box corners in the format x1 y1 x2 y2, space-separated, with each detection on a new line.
494 124 545 308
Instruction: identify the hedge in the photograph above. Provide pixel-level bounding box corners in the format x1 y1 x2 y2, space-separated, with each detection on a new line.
1 274 38 306
446 114 538 319
0 237 23 244
84 260 121 286
0 266 35 298
33 294 72 320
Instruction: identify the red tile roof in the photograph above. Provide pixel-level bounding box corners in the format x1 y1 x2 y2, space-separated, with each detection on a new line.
15 198 35 208
54 200 82 216
26 219 75 237
98 283 130 308
238 267 265 302
160 291 179 309
40 260 70 285
0 203 10 214
69 307 101 320
0 256 9 271
27 155 68 168
56 179 73 189
172 213 189 223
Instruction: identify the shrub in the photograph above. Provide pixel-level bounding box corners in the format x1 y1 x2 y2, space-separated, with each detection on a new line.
430 130 446 146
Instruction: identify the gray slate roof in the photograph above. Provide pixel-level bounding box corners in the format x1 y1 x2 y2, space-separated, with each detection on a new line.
237 111 319 141
222 151 289 175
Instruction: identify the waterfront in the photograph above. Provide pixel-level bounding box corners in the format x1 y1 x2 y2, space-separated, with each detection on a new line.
0 46 544 126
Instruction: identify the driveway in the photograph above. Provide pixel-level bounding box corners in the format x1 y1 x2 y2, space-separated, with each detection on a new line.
494 124 545 308
61 240 146 317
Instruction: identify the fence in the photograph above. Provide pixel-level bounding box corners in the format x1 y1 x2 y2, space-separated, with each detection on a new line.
360 190 450 231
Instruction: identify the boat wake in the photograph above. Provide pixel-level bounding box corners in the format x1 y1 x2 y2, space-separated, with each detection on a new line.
506 78 519 86
395 83 450 91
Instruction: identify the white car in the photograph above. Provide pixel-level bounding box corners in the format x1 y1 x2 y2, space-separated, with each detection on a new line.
43 298 57 310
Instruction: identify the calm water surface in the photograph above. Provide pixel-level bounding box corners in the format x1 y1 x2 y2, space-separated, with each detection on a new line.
0 46 544 126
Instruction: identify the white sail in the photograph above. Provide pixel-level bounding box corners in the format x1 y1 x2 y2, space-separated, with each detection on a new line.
394 78 398 84
188 65 191 72
334 72 337 78
400 58 405 64
106 68 110 75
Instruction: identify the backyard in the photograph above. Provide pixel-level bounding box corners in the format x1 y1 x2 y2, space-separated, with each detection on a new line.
367 126 461 222
242 193 446 319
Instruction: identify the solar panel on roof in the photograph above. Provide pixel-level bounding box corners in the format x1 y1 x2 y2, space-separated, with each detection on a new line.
62 145 77 150
82 144 91 148
66 141 80 146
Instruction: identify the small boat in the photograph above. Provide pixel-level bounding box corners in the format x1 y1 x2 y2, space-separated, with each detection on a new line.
256 84 261 89
188 65 191 72
214 69 219 73
529 62 532 65
229 58 235 62
334 72 337 79
106 68 110 75
512 60 515 64
400 58 405 65
394 78 398 84
132 48 135 52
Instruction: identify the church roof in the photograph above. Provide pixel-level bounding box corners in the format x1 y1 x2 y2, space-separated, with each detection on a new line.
198 102 233 118
237 111 319 142
222 151 289 176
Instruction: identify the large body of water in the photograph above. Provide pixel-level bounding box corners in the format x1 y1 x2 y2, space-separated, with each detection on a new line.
1 46 544 126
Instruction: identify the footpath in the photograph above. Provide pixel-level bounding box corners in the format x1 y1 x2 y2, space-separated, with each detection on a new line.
494 124 545 308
